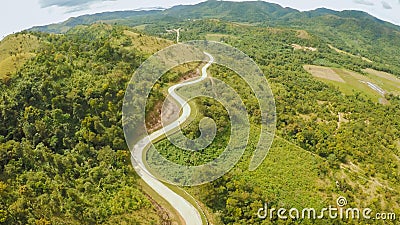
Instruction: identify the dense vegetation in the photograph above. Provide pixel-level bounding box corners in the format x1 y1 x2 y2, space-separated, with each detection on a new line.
0 25 164 224
2 1 400 224
147 19 400 224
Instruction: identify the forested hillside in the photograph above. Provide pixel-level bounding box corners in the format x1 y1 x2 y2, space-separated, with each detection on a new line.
2 1 400 224
0 25 167 225
144 19 400 224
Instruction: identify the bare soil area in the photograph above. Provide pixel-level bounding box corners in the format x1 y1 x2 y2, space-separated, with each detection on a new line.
303 65 345 83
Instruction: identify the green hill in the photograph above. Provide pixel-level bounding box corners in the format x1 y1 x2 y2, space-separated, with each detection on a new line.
0 33 40 83
2 1 400 224
0 25 178 225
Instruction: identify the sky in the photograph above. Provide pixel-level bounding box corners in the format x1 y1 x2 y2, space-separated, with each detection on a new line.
1 0 400 39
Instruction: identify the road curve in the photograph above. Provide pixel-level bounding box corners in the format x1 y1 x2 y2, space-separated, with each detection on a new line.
131 52 214 225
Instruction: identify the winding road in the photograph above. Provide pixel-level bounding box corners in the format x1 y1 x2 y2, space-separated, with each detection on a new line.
131 52 214 225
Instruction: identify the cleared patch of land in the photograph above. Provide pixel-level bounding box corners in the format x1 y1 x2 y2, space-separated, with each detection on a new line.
132 24 147 31
0 53 35 81
328 44 373 63
0 34 40 82
303 65 345 83
292 44 317 52
0 33 39 61
363 68 400 96
138 180 183 225
364 68 400 83
305 65 400 103
335 69 388 102
123 30 172 54
296 30 311 39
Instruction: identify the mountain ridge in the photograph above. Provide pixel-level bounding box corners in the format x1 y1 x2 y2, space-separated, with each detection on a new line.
27 0 400 74
29 0 400 33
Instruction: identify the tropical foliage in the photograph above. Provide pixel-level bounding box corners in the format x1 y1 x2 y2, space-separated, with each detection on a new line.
1 1 400 224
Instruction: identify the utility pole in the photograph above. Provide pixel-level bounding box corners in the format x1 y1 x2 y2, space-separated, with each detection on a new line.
166 28 182 43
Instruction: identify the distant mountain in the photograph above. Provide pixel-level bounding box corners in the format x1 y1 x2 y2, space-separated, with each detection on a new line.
29 0 400 67
30 0 400 32
30 1 300 33
162 0 298 22
30 10 160 33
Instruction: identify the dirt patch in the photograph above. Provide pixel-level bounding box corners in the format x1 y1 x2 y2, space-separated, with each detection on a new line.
304 65 345 83
337 112 350 129
338 112 349 123
143 192 182 225
328 44 373 63
146 97 180 134
291 44 317 52
146 68 202 133
161 97 180 127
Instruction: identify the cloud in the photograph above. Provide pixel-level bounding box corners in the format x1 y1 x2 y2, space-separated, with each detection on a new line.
39 0 116 9
353 0 374 6
381 1 392 9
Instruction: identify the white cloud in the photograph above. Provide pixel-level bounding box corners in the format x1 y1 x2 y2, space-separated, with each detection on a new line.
39 0 116 8
353 0 374 6
381 1 392 9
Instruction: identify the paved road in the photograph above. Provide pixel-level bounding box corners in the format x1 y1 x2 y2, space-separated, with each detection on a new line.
131 52 214 225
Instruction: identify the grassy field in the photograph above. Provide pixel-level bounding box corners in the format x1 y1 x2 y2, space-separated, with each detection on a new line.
132 24 147 31
123 30 172 54
303 65 345 83
296 30 311 39
0 33 39 82
363 68 400 96
304 65 400 103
